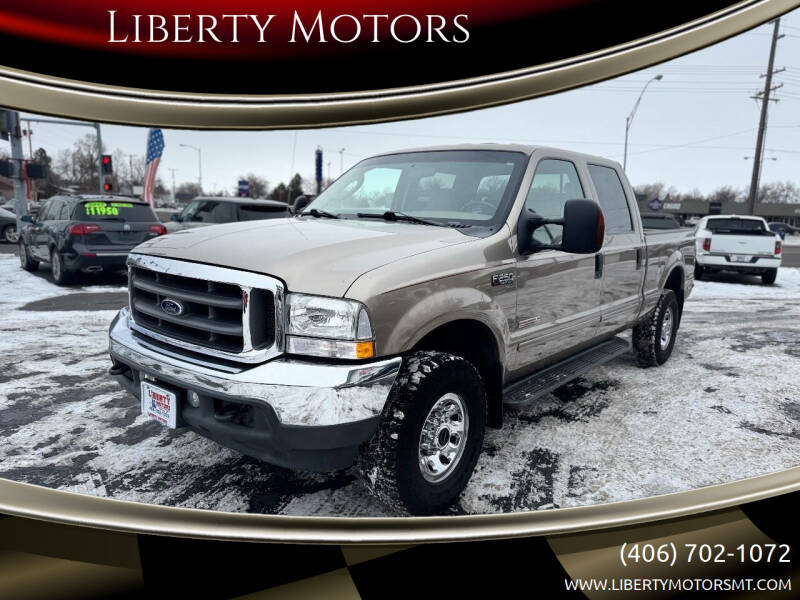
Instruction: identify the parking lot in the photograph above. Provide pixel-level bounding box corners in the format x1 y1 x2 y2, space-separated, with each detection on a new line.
1 243 799 516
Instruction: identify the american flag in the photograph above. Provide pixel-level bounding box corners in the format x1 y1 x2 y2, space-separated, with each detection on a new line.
142 128 164 205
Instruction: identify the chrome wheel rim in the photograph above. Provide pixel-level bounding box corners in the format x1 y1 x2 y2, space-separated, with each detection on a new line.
418 392 469 483
52 252 61 280
5 226 18 243
660 306 674 350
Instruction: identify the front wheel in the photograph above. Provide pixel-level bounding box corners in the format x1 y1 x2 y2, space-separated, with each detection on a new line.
358 351 486 515
3 224 18 243
633 290 679 367
761 269 777 285
19 240 39 272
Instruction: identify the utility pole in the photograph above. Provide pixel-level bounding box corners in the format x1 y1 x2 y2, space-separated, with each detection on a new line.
94 123 104 194
22 120 35 201
168 168 177 203
9 111 28 233
747 18 784 215
339 148 345 176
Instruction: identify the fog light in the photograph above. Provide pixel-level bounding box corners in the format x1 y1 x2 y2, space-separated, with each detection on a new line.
189 391 200 408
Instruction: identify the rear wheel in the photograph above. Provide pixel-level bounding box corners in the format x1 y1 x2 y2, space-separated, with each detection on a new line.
358 351 486 515
50 248 72 285
633 290 679 367
19 240 39 272
761 269 777 285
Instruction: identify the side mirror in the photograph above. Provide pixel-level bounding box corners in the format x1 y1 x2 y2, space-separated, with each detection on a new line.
170 214 179 222
20 214 33 223
517 199 604 255
293 196 311 214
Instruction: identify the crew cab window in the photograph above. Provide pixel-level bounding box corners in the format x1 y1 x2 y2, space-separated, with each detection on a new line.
526 159 584 244
238 204 291 221
180 200 233 223
588 164 633 234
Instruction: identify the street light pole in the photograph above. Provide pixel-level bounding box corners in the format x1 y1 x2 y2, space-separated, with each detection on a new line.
623 74 663 172
179 143 202 193
339 148 345 176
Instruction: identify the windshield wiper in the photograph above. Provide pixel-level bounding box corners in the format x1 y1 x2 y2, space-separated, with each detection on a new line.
299 208 339 219
355 211 444 227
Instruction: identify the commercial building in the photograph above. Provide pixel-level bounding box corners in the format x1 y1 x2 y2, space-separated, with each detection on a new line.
636 195 800 227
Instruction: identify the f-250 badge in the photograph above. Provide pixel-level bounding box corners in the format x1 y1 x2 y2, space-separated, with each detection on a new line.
491 272 515 286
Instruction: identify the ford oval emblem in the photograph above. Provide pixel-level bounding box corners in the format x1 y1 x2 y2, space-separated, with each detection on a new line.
160 298 184 316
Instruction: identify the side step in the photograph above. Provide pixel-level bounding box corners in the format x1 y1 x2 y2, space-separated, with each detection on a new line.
503 336 631 406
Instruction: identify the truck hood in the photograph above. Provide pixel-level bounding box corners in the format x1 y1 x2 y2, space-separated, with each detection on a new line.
132 217 473 296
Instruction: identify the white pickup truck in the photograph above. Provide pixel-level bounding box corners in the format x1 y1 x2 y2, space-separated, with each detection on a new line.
694 215 782 284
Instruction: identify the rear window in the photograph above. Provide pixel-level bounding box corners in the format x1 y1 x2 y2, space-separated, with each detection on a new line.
705 218 767 235
75 201 157 222
237 204 290 221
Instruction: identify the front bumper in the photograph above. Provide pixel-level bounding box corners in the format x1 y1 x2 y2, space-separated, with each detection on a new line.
108 308 402 471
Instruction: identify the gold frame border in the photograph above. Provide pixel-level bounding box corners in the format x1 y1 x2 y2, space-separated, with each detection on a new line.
1 0 799 544
0 0 796 128
1 468 799 544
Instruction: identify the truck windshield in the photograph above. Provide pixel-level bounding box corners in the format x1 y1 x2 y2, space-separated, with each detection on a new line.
75 201 157 222
705 218 768 235
306 150 528 228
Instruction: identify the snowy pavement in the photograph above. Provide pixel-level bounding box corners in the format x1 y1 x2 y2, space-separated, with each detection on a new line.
1 255 799 517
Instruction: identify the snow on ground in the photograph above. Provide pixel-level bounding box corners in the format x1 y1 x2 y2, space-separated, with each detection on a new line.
1 256 799 517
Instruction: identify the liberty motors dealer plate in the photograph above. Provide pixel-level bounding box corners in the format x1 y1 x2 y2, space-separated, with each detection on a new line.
141 381 178 429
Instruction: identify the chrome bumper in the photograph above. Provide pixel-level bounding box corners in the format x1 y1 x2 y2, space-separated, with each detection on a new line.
108 308 402 427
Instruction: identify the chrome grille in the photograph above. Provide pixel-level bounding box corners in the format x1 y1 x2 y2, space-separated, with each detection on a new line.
127 254 284 364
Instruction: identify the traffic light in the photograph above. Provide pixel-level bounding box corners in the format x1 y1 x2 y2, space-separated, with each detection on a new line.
0 110 10 141
0 159 12 177
103 176 113 192
25 162 46 179
101 155 113 175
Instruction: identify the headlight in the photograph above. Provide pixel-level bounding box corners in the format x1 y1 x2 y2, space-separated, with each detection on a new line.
285 293 374 359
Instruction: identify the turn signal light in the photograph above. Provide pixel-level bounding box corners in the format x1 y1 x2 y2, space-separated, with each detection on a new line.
702 238 711 252
67 224 101 236
150 224 168 235
775 240 782 255
355 341 375 359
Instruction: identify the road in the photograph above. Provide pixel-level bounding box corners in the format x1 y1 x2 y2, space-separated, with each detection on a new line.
1 251 799 517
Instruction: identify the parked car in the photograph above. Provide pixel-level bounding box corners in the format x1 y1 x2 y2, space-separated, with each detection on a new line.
768 222 797 240
694 215 781 284
108 145 694 514
19 195 167 284
165 197 291 232
641 213 682 230
0 207 17 243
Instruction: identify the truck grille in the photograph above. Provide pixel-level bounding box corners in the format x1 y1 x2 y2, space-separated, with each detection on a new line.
127 254 283 363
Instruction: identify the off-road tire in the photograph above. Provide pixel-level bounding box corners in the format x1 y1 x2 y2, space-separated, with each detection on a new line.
632 290 679 367
50 248 72 285
761 269 777 285
358 351 487 515
694 265 704 281
19 240 39 272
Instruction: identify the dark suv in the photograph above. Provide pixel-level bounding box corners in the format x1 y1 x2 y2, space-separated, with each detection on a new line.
19 195 166 284
165 197 292 233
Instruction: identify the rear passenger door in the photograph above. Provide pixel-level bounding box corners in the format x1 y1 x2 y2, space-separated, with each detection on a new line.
511 158 602 373
33 198 59 260
587 164 645 337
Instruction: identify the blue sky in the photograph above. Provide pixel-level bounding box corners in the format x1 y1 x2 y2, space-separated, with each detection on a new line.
13 8 800 196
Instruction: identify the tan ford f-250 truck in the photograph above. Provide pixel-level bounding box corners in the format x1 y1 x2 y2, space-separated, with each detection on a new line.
108 145 695 514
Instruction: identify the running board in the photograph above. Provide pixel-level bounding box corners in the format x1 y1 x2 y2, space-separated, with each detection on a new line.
503 336 631 406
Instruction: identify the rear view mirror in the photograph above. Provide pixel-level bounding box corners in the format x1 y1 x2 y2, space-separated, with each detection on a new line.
20 214 33 223
293 196 311 214
517 198 604 255
561 199 605 254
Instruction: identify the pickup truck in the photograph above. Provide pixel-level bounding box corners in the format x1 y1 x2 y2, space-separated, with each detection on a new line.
107 145 695 515
694 215 782 284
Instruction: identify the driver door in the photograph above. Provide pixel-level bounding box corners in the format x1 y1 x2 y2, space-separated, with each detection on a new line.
510 158 603 374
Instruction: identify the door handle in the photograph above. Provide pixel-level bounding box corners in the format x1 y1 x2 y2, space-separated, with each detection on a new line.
635 248 643 270
595 253 604 279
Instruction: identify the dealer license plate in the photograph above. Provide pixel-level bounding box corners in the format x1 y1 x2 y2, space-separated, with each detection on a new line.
731 254 752 263
141 381 178 429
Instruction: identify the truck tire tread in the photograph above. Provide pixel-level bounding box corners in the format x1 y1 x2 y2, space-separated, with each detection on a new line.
632 290 679 367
